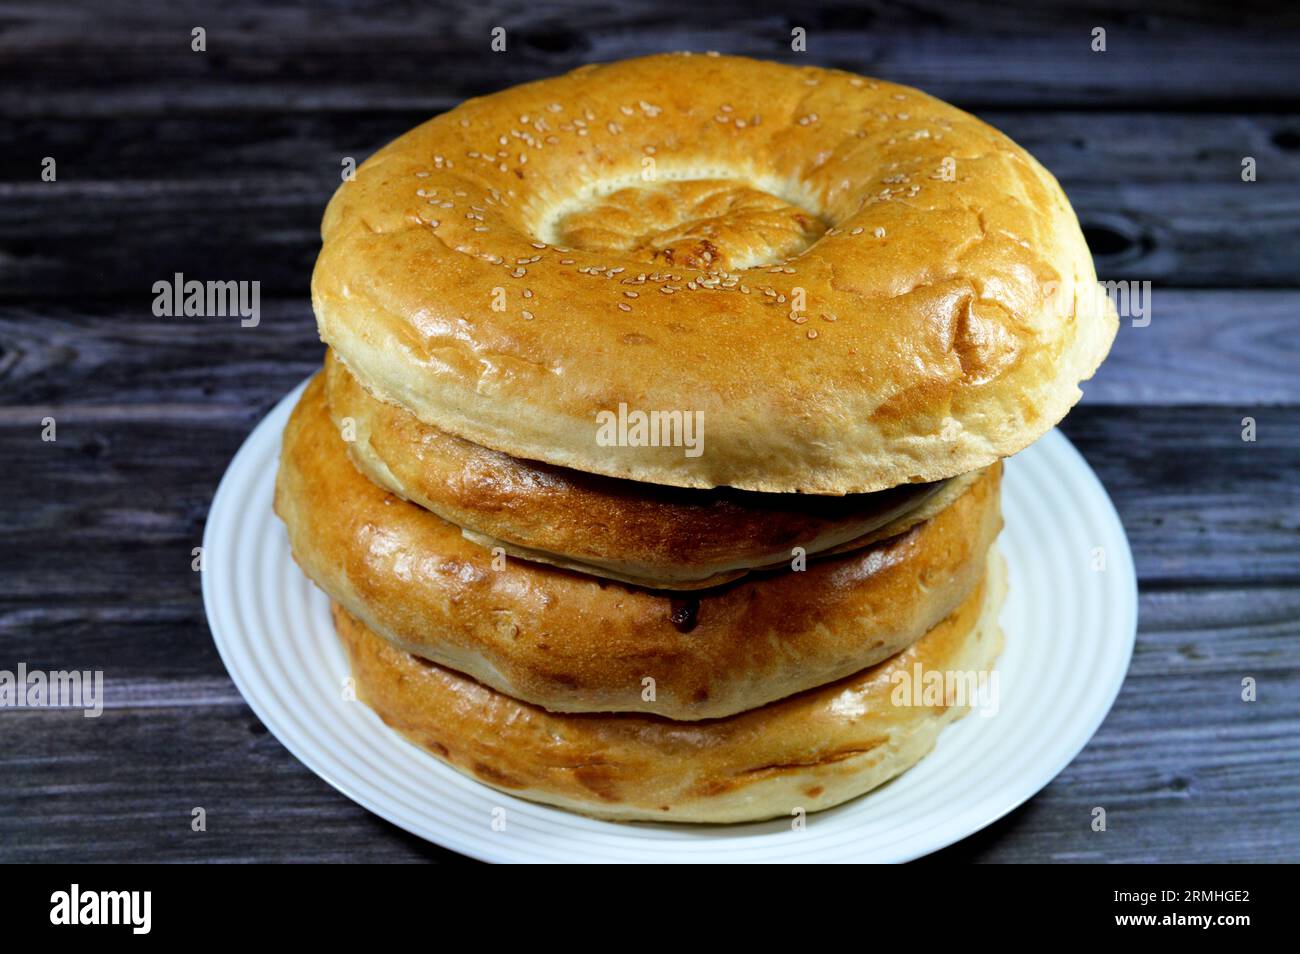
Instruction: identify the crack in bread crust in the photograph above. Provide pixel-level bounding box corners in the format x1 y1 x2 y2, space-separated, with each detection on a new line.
313 53 1116 493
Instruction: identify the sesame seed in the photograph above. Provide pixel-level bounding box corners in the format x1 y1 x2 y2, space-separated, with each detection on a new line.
617 303 631 312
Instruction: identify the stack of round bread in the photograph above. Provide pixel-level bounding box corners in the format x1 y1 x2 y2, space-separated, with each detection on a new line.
275 53 1116 824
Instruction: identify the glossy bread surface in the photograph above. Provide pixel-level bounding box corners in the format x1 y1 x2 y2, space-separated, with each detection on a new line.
275 374 1003 720
333 551 1006 823
325 348 974 589
313 53 1115 492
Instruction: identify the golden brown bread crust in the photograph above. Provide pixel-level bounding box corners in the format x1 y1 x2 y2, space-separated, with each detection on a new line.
324 348 975 590
333 550 1006 823
275 374 1003 720
313 52 1116 493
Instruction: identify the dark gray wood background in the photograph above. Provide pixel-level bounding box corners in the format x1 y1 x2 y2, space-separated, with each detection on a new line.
2 0 1298 863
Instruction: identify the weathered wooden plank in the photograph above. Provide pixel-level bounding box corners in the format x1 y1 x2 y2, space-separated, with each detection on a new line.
1 292 1297 412
1 180 1297 298
2 1 1298 115
0 405 1296 660
2 583 1295 862
0 181 319 300
932 585 1300 862
0 300 323 410
0 706 465 863
1069 182 1300 287
0 0 1295 870
1086 291 1300 406
1059 406 1300 588
7 111 1297 185
5 576 1297 704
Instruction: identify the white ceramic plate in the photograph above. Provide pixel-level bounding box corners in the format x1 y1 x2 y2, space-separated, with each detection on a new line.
204 378 1137 863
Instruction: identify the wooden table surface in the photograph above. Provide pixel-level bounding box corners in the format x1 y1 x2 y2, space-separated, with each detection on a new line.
2 1 1298 863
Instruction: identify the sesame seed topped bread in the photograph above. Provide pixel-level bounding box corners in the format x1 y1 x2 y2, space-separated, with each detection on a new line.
312 52 1115 493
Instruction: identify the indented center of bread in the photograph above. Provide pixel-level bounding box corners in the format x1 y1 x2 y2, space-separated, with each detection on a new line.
548 178 826 272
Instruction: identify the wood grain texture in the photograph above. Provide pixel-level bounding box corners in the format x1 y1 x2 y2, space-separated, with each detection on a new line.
3 292 1298 409
2 584 1295 864
930 586 1300 863
3 1 1299 116
1 402 1297 863
3 117 1299 297
1 0 1297 863
10 111 1298 185
2 405 1295 668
